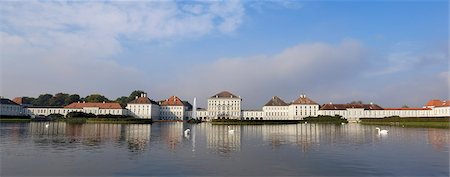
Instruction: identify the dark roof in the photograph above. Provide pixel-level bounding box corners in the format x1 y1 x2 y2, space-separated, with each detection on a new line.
384 108 431 110
0 98 20 105
264 96 288 106
320 103 383 110
27 106 64 108
291 95 318 105
182 101 193 111
128 96 158 105
210 91 239 99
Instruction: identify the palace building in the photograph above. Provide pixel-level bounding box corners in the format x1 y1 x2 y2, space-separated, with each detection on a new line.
126 93 159 119
207 91 242 120
4 91 450 121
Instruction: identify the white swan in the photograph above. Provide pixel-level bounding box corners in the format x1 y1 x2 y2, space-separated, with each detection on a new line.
375 127 388 135
184 128 191 136
227 126 235 134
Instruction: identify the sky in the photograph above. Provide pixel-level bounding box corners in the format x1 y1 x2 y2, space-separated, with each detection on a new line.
0 0 448 109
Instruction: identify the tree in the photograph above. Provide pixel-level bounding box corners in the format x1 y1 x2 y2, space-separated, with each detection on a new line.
50 93 69 106
65 94 80 105
22 97 36 105
115 96 128 108
84 94 110 103
128 90 145 101
33 94 53 106
349 100 363 104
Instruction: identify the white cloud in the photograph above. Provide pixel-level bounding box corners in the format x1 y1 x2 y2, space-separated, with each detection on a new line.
0 1 246 98
154 40 367 108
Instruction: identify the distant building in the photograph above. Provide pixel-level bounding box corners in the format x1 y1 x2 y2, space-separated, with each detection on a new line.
242 110 263 120
207 91 242 120
289 94 319 119
159 96 192 120
126 93 159 119
27 101 125 117
0 98 26 116
318 103 384 122
262 96 289 120
12 91 450 121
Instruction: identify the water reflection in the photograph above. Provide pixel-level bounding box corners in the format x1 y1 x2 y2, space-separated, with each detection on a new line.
25 122 152 152
207 125 241 153
1 122 449 176
123 124 151 152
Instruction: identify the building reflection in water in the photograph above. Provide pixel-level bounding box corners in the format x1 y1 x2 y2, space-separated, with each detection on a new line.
28 122 151 152
427 128 449 151
207 125 241 153
123 124 151 151
157 122 183 151
259 124 319 152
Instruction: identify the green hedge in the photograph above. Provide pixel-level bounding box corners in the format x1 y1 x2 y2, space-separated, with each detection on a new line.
304 115 348 123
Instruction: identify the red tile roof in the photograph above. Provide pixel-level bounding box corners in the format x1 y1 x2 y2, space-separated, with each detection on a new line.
12 97 23 105
64 102 122 109
425 100 444 107
320 103 383 110
291 95 318 105
160 96 185 106
384 108 431 110
425 99 450 107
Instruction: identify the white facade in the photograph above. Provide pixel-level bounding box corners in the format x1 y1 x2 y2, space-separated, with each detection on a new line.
207 91 242 120
318 104 447 122
27 105 126 118
263 106 289 120
242 110 264 120
159 96 191 121
126 94 159 119
160 106 185 120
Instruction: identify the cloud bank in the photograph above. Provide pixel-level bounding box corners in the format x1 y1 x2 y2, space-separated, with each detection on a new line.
0 1 245 98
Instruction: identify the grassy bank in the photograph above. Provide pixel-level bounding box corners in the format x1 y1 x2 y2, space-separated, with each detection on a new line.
304 115 348 124
0 116 32 123
211 119 302 125
360 117 450 129
0 118 32 123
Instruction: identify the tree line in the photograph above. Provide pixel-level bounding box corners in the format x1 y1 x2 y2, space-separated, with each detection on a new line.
21 90 146 108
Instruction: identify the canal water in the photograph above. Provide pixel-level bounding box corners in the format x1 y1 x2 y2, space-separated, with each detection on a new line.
1 122 448 176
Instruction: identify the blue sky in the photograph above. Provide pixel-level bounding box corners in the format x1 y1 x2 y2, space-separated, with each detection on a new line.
0 0 448 108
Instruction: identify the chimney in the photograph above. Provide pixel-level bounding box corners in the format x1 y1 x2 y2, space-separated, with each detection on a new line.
370 102 373 105
140 93 143 97
329 102 332 104
135 96 138 99
78 101 80 103
83 101 86 103
144 93 147 97
103 101 105 104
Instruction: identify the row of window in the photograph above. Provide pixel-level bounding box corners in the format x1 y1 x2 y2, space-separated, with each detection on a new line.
265 112 287 116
